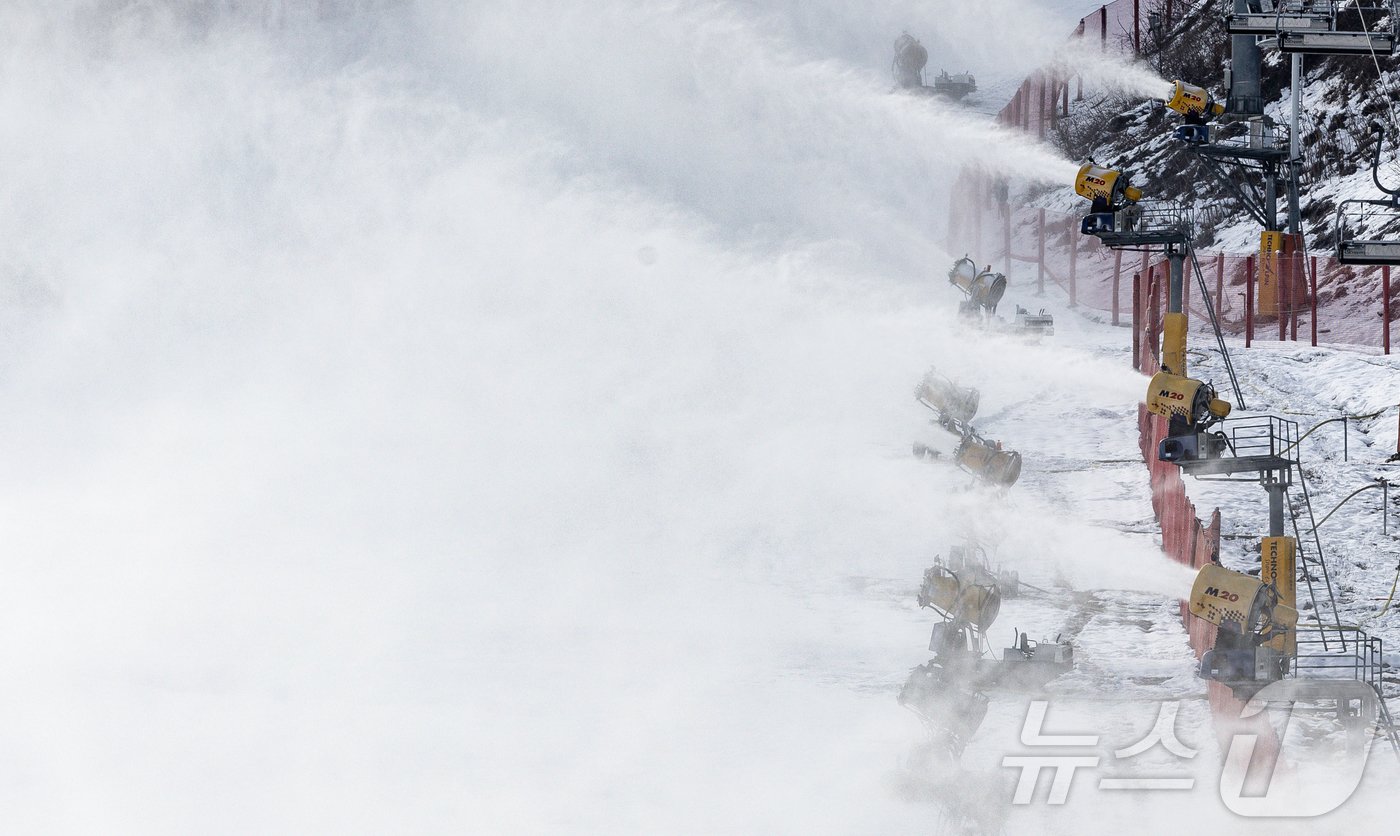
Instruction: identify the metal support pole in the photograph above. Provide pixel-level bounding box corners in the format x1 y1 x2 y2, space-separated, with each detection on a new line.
1344 415 1349 462
973 188 983 258
1268 480 1286 538
1291 253 1299 341
1288 54 1302 235
1168 249 1184 313
1264 159 1278 231
1112 249 1123 325
1230 0 1262 116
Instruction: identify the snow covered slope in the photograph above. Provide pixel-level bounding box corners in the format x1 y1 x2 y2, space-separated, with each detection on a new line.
0 2 1394 834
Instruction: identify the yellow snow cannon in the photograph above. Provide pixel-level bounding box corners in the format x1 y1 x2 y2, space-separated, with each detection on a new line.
1075 163 1142 236
915 369 980 425
1074 163 1143 208
1146 371 1231 464
1188 563 1297 697
955 435 1022 487
917 565 1002 630
1165 80 1226 120
1145 371 1231 427
1165 80 1225 144
947 256 1008 315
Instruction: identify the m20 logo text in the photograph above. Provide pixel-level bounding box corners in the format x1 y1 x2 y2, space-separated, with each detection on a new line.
1204 586 1239 602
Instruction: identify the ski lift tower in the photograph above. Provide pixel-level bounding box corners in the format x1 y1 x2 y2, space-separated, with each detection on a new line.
1074 164 1243 404
1223 0 1400 233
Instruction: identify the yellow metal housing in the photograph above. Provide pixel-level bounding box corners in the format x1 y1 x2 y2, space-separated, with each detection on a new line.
1261 537 1298 653
1074 163 1143 204
1145 370 1203 420
916 372 980 424
1162 312 1188 377
1166 80 1226 118
1258 230 1284 317
948 258 1007 309
1189 563 1298 637
956 438 1022 487
1145 371 1230 426
919 566 1001 628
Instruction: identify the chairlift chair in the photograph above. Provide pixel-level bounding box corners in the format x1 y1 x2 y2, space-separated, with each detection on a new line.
1335 122 1400 265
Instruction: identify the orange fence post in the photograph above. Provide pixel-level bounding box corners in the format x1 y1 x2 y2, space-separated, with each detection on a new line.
1037 208 1046 295
973 189 983 258
1385 265 1392 355
1215 253 1224 315
1003 207 1012 279
1310 255 1318 347
1134 0 1141 52
1246 255 1255 347
1132 271 1141 370
1290 253 1300 341
1069 219 1078 307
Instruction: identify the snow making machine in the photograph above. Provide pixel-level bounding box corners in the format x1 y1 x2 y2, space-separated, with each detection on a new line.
932 69 976 101
892 34 977 100
946 256 1052 337
1163 79 1226 145
900 564 998 758
945 543 1020 600
1188 564 1298 699
915 367 980 425
900 556 1072 757
947 256 1007 320
912 368 1022 487
1146 370 1233 465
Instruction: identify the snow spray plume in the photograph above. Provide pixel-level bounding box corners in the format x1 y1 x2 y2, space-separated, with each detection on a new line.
411 0 1081 276
1047 38 1173 100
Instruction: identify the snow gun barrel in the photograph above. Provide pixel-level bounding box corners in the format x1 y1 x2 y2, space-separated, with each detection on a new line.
1164 80 1225 120
947 256 1007 311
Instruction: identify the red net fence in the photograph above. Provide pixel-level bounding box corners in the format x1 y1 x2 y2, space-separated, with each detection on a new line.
946 190 1399 354
979 0 1308 752
995 0 1189 140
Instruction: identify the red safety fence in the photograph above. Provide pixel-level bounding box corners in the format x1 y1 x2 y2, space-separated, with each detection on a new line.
1138 403 1283 756
946 186 1398 354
